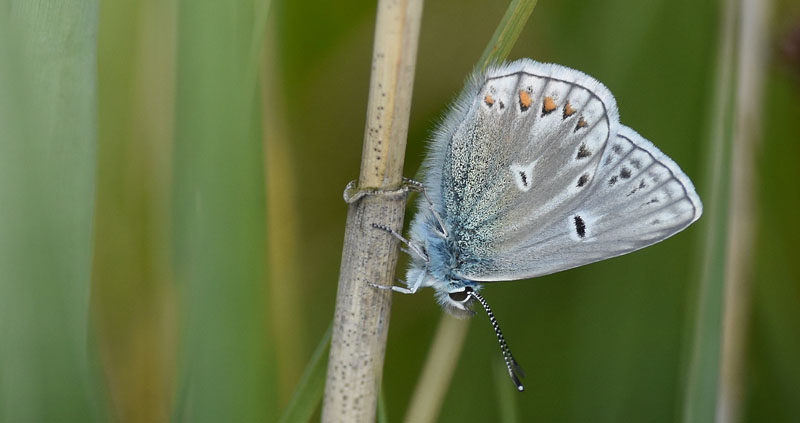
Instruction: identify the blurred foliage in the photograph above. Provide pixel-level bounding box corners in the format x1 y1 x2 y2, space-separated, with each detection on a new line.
1 1 105 421
0 0 798 421
171 0 277 421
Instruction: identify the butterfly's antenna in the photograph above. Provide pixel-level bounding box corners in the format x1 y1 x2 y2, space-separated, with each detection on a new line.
469 289 525 392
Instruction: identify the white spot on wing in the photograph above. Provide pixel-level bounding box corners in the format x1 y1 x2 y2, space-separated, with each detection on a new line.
510 161 536 192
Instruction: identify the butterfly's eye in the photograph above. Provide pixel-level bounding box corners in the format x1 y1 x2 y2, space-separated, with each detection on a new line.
448 287 473 303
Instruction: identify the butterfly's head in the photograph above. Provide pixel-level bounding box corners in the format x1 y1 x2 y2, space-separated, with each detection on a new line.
436 282 481 318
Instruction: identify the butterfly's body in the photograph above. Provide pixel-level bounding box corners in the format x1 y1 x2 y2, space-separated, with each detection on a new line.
379 59 702 390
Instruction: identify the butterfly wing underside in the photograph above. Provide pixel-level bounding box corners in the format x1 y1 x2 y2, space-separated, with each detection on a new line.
435 60 702 282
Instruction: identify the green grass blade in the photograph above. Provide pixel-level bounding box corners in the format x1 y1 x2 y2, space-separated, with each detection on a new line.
172 0 276 420
403 315 470 423
493 360 519 423
0 1 105 421
246 0 274 98
279 323 332 423
92 0 177 420
477 0 539 70
681 0 738 420
377 386 389 423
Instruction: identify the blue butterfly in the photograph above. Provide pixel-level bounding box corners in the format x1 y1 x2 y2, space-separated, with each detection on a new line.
373 59 702 391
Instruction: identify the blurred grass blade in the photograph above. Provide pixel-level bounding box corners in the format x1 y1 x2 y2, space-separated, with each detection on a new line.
92 0 178 420
0 1 105 421
263 17 306 404
404 1 537 421
403 315 470 423
477 0 539 70
717 0 768 420
172 0 276 421
246 0 273 96
493 359 519 423
378 386 389 423
681 0 738 420
279 324 332 423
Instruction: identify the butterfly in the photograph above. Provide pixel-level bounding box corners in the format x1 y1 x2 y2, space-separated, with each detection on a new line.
372 59 703 391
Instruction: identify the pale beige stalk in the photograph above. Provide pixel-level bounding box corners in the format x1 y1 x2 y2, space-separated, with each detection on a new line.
403 315 470 423
718 0 769 421
321 0 424 421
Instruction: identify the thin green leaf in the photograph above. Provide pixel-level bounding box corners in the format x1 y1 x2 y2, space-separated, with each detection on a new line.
477 0 539 70
681 0 738 420
279 323 333 423
245 0 274 101
493 360 519 423
378 386 389 423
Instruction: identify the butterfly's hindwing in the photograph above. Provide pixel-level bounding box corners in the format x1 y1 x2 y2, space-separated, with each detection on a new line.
455 125 702 282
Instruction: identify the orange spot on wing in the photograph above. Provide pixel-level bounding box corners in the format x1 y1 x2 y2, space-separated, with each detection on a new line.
518 90 532 110
542 96 557 114
564 102 576 117
575 116 588 131
484 94 495 106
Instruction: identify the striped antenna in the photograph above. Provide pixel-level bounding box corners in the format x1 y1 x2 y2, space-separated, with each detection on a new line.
469 289 525 392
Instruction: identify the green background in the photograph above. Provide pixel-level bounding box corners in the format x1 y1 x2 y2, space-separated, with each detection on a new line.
1 0 799 421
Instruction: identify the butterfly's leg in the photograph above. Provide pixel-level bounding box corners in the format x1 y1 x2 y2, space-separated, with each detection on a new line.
399 246 419 258
403 178 448 239
368 270 425 294
343 180 429 293
343 179 414 204
343 179 445 240
371 223 429 263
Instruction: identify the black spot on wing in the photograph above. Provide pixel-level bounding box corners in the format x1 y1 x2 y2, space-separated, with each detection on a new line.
627 180 648 197
574 215 586 238
576 144 591 160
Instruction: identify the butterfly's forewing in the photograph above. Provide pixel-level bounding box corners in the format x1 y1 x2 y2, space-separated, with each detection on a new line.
427 59 702 282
